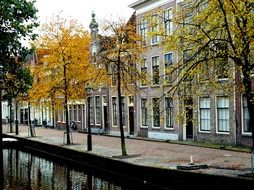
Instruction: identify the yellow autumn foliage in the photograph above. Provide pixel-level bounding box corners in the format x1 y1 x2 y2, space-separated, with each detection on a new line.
29 15 107 109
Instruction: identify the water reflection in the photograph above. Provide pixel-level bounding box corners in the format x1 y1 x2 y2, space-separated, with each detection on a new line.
3 149 129 190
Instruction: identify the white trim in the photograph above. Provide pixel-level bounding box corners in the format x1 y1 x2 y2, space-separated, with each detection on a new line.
151 55 160 86
94 95 101 125
163 52 173 82
102 96 107 106
134 0 174 15
163 8 174 36
215 96 230 134
198 96 211 133
121 96 126 127
111 96 118 128
164 97 174 130
148 131 178 140
82 104 86 130
241 94 252 136
88 97 94 125
152 97 160 129
140 57 148 87
140 97 148 128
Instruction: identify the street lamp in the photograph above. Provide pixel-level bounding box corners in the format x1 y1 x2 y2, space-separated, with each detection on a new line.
86 87 92 151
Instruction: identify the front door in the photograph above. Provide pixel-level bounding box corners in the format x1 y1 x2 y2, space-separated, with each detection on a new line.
186 107 193 139
129 107 134 135
103 106 108 131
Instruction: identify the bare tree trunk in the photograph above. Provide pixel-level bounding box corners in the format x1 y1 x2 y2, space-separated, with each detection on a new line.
117 59 127 156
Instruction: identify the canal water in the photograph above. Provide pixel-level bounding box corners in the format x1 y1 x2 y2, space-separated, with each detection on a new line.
2 148 133 190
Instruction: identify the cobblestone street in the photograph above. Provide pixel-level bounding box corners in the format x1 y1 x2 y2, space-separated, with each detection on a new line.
3 124 253 178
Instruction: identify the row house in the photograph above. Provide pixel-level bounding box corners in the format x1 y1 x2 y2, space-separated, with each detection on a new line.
129 0 252 147
86 12 136 136
86 0 252 147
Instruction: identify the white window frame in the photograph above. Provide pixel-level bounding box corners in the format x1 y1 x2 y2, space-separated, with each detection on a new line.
151 55 160 86
152 98 160 129
140 57 148 87
241 94 251 136
198 97 211 133
95 96 101 125
150 14 160 45
121 96 126 127
164 97 174 130
140 98 148 128
77 104 82 122
164 52 173 82
112 96 117 127
88 97 94 125
163 8 173 36
216 96 230 134
139 19 147 46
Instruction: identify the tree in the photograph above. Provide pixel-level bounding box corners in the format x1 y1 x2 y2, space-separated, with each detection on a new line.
3 57 33 134
0 0 38 67
30 15 106 144
0 0 38 137
99 15 144 156
164 1 254 148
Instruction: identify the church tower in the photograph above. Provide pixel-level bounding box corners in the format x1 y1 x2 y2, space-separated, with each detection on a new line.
89 12 99 61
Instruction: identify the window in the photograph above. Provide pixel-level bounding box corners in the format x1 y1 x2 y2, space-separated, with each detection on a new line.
111 64 117 86
121 97 125 126
214 42 228 79
112 97 117 126
139 19 147 46
199 97 211 131
182 3 192 28
68 105 72 122
199 49 210 81
242 95 251 133
112 74 117 86
82 105 86 129
216 58 228 79
164 9 173 35
164 53 173 82
165 97 173 128
152 98 160 127
183 49 191 64
141 98 148 126
141 58 148 86
151 15 159 44
217 96 229 132
88 97 93 124
58 110 63 121
73 105 77 121
95 96 101 125
77 105 82 121
183 50 192 81
129 96 134 105
152 56 160 85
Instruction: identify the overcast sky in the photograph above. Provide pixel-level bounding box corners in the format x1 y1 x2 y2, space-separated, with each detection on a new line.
35 0 136 30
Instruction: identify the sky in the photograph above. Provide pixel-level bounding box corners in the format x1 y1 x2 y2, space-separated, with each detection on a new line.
35 0 136 30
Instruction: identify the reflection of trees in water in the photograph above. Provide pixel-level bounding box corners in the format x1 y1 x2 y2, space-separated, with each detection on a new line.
3 149 124 190
0 148 3 190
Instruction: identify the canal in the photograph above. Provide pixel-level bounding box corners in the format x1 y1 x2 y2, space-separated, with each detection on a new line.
2 148 137 190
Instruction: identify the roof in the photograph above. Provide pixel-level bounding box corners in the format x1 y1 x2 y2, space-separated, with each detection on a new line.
128 0 149 8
